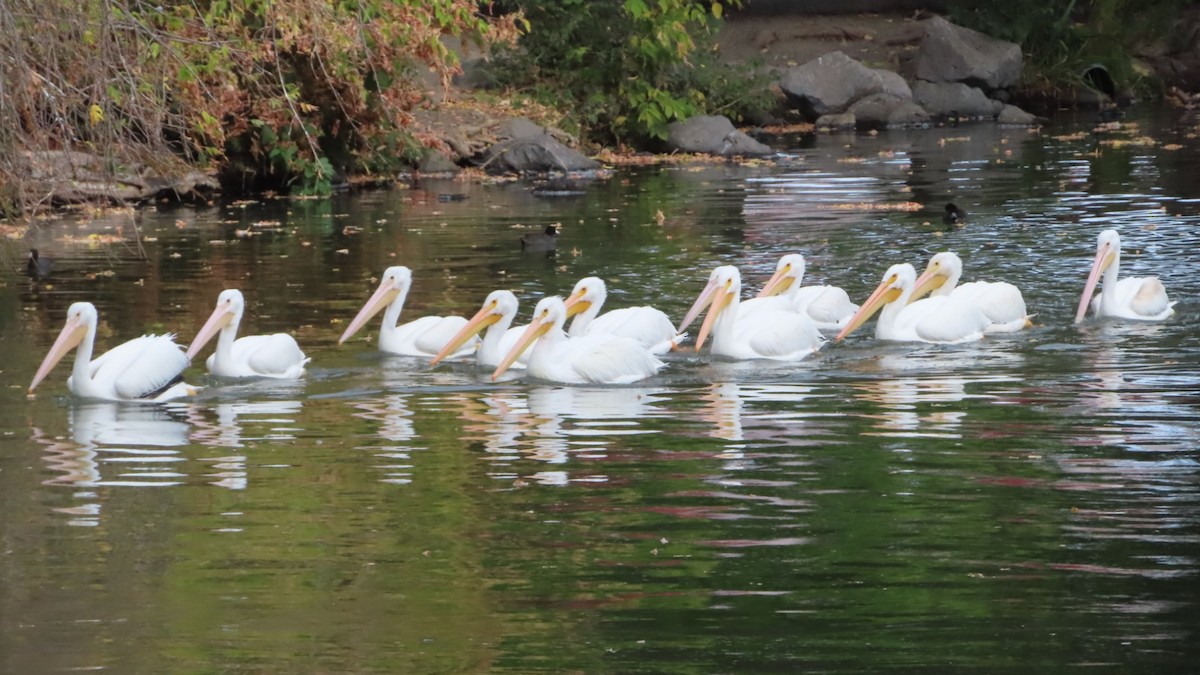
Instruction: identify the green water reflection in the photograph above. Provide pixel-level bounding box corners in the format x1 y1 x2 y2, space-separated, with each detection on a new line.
2 109 1198 673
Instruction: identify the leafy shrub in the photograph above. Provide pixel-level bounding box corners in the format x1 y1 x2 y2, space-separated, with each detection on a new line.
487 0 768 146
0 0 519 208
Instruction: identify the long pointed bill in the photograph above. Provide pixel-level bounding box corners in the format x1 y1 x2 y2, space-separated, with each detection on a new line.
491 318 552 380
835 279 902 342
562 289 591 318
1075 244 1114 324
756 265 795 298
695 286 734 351
29 316 88 393
339 283 399 344
186 306 233 360
677 279 718 333
432 303 499 365
909 270 947 304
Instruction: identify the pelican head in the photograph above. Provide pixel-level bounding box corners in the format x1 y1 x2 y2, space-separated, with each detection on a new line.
492 296 566 380
677 266 726 334
694 266 741 351
835 263 915 341
29 302 98 393
563 276 606 318
910 252 963 302
432 289 518 365
186 289 245 360
757 254 806 298
339 266 413 344
1075 229 1120 323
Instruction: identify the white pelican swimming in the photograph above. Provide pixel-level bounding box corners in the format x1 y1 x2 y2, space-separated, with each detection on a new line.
563 276 684 354
339 266 476 358
754 253 859 333
836 263 989 344
492 296 664 384
1075 229 1175 323
679 265 823 360
431 290 531 369
910 252 1031 333
29 302 198 402
186 289 309 378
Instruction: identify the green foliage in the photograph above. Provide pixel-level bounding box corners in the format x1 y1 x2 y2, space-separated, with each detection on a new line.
488 0 759 146
949 0 1185 97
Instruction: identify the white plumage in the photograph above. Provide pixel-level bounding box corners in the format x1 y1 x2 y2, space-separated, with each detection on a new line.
339 266 477 358
753 253 859 334
1075 229 1175 323
910 252 1031 333
186 289 308 378
29 302 197 402
563 276 684 354
679 265 823 361
836 263 990 344
492 296 664 384
432 290 531 369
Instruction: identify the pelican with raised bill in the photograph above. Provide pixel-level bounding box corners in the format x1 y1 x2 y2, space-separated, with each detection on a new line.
431 290 531 369
563 276 684 354
339 266 476 359
679 265 823 360
1075 229 1175 323
910 252 1031 333
186 289 309 378
754 253 859 333
29 302 198 402
491 296 664 384
836 263 990 344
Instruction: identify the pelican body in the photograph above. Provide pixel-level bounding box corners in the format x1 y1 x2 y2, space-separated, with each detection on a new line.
910 252 1030 333
339 266 476 359
29 302 197 402
563 276 684 354
1075 229 1174 323
755 254 859 334
836 263 989 344
492 296 664 384
432 290 531 369
186 289 308 378
679 266 823 361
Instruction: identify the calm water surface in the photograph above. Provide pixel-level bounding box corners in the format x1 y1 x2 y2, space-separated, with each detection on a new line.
2 109 1199 673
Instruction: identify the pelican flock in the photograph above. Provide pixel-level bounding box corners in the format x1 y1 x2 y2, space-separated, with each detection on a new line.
25 229 1178 399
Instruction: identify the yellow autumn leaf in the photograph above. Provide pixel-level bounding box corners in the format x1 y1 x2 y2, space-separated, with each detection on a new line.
89 104 104 126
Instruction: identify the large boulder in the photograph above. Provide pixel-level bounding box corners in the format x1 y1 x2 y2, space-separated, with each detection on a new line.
873 69 914 100
847 93 931 129
996 104 1041 126
779 51 885 118
479 135 600 175
912 80 998 119
914 16 1022 90
665 115 773 157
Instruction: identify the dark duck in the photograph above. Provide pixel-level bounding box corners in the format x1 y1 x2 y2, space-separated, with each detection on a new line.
943 203 967 225
521 225 559 252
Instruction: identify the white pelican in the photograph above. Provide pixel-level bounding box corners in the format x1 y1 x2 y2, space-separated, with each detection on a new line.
186 289 309 378
431 290 531 369
836 263 989 344
910 252 1031 333
563 276 684 354
492 296 664 384
679 265 823 360
1075 229 1175 323
29 302 198 402
338 266 476 358
755 253 859 333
